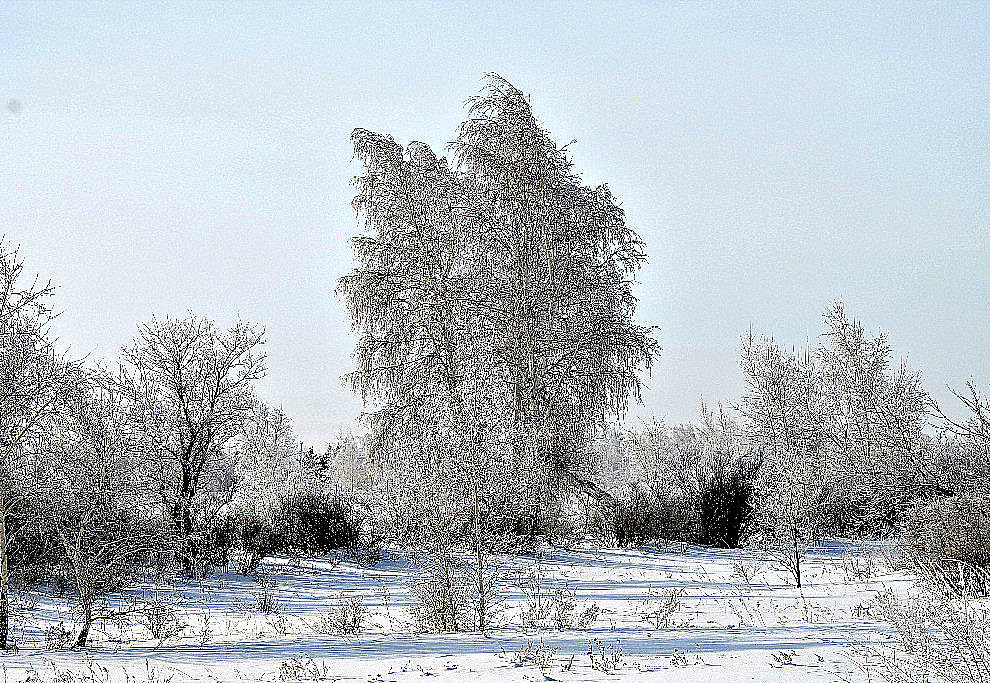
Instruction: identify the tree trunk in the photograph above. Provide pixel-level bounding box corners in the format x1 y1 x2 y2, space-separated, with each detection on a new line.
0 585 8 651
472 480 486 632
173 489 196 574
0 504 8 650
75 600 92 648
443 555 458 632
793 525 802 589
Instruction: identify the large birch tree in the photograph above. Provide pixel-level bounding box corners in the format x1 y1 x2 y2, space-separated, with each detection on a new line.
338 75 658 546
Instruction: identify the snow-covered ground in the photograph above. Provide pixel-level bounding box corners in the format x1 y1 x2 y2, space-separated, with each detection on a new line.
1 542 910 682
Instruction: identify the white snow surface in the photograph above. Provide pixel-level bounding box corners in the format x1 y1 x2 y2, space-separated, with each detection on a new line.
0 541 910 682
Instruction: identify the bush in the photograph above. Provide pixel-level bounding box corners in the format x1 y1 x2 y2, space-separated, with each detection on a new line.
279 655 331 682
44 622 74 650
408 548 476 632
598 486 693 548
5 506 58 589
693 451 759 549
611 488 659 547
903 492 990 594
497 508 566 551
223 490 373 575
852 577 989 683
598 412 759 550
228 507 283 575
312 594 366 635
252 573 282 615
600 455 757 550
507 638 559 677
281 490 363 556
517 559 599 630
199 517 237 572
138 595 186 644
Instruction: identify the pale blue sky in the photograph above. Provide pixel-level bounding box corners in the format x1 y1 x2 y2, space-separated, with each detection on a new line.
2 1 988 447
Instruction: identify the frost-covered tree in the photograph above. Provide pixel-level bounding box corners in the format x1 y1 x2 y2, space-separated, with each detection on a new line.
932 382 990 497
339 76 656 631
814 303 930 528
740 330 823 587
338 75 657 552
117 314 266 573
233 399 295 512
741 302 935 584
0 239 69 649
44 375 164 647
225 399 296 574
905 383 990 589
450 75 658 496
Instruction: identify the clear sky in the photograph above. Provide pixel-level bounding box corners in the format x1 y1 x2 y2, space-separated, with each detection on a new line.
2 1 988 448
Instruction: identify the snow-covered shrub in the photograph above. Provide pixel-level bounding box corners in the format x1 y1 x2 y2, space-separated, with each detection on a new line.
516 559 598 630
43 382 169 647
195 613 213 645
408 548 475 632
599 408 759 549
507 638 559 676
138 594 186 645
588 638 624 672
17 660 136 683
577 603 602 628
279 655 331 682
729 560 765 588
3 503 57 591
225 489 374 575
740 304 934 542
312 594 366 635
638 585 684 629
853 576 989 683
839 549 879 583
903 492 990 595
548 584 579 630
407 536 506 633
43 622 74 650
496 500 577 551
252 574 282 615
521 581 581 630
197 516 236 574
2 502 58 646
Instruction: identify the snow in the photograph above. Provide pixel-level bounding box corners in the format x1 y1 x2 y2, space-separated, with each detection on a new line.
0 541 911 682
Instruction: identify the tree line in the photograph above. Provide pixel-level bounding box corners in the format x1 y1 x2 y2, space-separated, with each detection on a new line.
1 75 987 646
0 241 371 647
337 75 989 604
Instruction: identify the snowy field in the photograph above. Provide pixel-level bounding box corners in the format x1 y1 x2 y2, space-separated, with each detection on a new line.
0 541 911 682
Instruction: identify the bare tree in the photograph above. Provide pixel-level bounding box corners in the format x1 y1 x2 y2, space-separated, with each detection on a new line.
0 238 68 649
740 303 934 584
739 329 822 587
117 314 266 573
43 375 164 647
